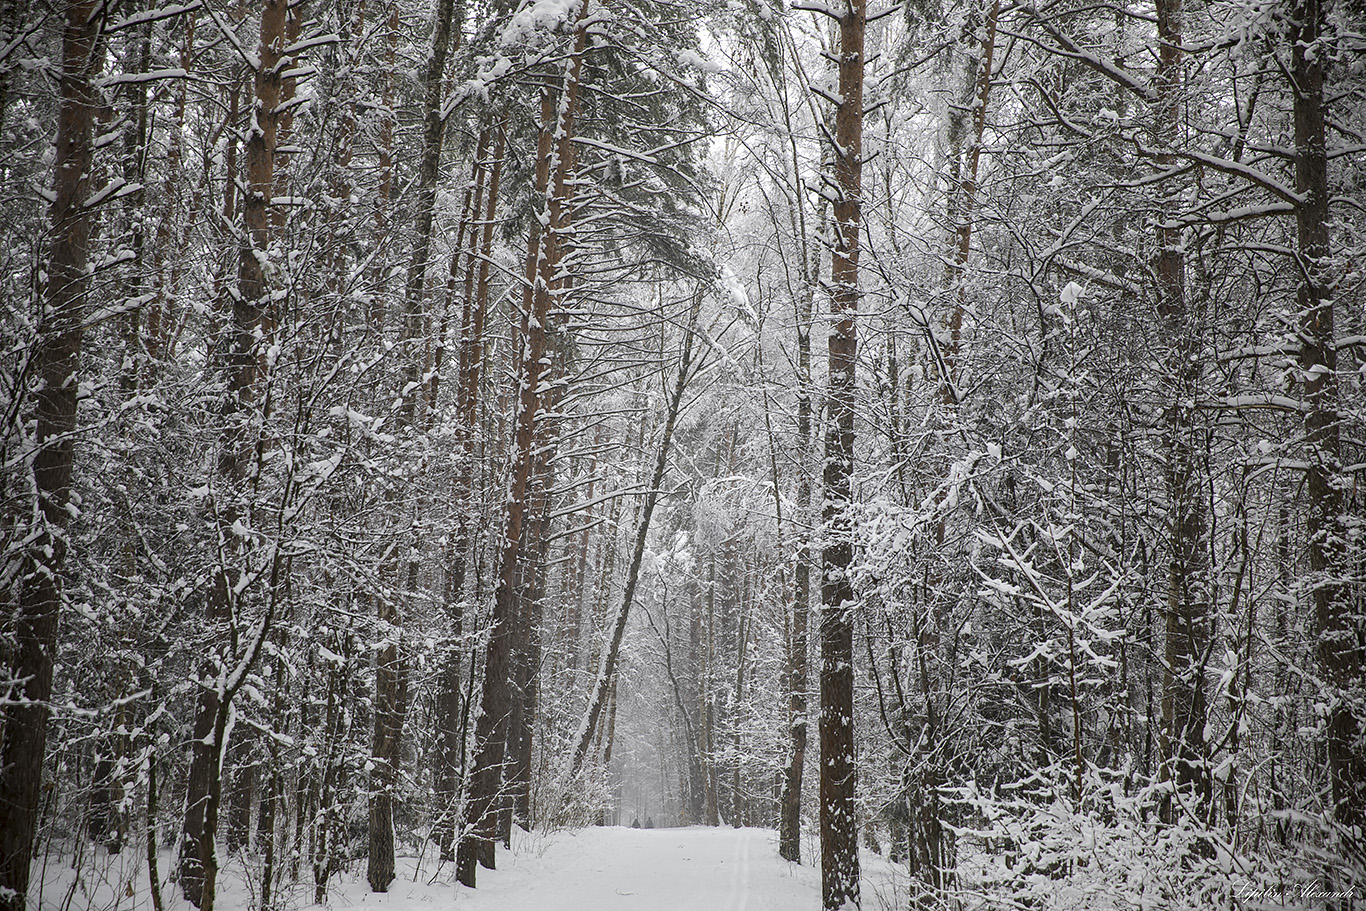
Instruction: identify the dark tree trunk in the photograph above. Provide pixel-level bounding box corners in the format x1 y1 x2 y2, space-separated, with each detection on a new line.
367 592 405 892
1290 0 1365 849
224 750 255 854
779 284 814 864
435 123 505 863
819 0 865 905
434 562 466 861
180 2 285 905
312 652 348 902
1151 0 1212 831
458 11 588 879
508 512 549 836
397 0 457 425
367 0 455 884
0 4 98 908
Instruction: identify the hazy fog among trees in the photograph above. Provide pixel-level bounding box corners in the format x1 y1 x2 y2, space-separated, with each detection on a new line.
1 0 1363 909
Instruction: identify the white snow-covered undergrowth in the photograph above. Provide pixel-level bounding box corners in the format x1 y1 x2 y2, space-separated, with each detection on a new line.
33 827 911 911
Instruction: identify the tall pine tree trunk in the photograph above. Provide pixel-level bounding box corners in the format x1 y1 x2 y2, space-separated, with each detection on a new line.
457 8 588 883
0 4 99 908
778 241 817 865
939 0 999 400
820 0 865 905
180 3 285 905
1151 0 1212 832
397 0 457 425
435 123 505 862
506 80 582 835
1290 0 1365 851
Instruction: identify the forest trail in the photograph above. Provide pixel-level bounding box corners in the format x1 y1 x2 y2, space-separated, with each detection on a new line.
445 826 810 911
36 825 913 910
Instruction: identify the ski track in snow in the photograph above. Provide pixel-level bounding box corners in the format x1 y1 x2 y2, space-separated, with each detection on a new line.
727 826 750 911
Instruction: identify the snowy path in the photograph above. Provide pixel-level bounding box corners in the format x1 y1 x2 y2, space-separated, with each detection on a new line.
332 826 830 911
34 825 907 909
455 826 802 911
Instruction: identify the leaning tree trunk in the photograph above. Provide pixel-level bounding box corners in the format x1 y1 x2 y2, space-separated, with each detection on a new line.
819 0 865 907
1290 0 1366 850
939 0 1000 401
0 4 99 909
566 293 702 785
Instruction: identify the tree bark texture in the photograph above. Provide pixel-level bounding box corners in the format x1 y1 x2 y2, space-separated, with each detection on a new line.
1290 0 1365 848
180 2 285 905
940 0 1000 400
1151 0 1212 830
436 123 505 862
0 4 99 908
457 7 588 883
778 274 815 864
398 0 457 425
820 0 865 906
367 593 406 892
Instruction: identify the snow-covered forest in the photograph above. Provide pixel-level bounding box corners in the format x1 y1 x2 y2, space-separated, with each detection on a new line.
1 0 1364 908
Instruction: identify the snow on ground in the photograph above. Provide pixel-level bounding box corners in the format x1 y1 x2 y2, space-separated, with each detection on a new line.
334 826 844 910
33 826 908 910
409 826 807 911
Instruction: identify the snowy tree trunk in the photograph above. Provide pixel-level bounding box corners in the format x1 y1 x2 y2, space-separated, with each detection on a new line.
0 4 99 908
779 257 816 864
365 0 456 887
506 520 547 839
312 651 349 902
1291 0 1365 845
397 0 457 425
180 2 285 904
1151 0 1211 832
367 587 406 892
424 204 480 852
142 13 193 378
428 128 487 422
820 0 865 905
458 8 588 882
940 0 1000 400
507 91 581 828
566 293 701 785
436 123 505 863
775 49 825 857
